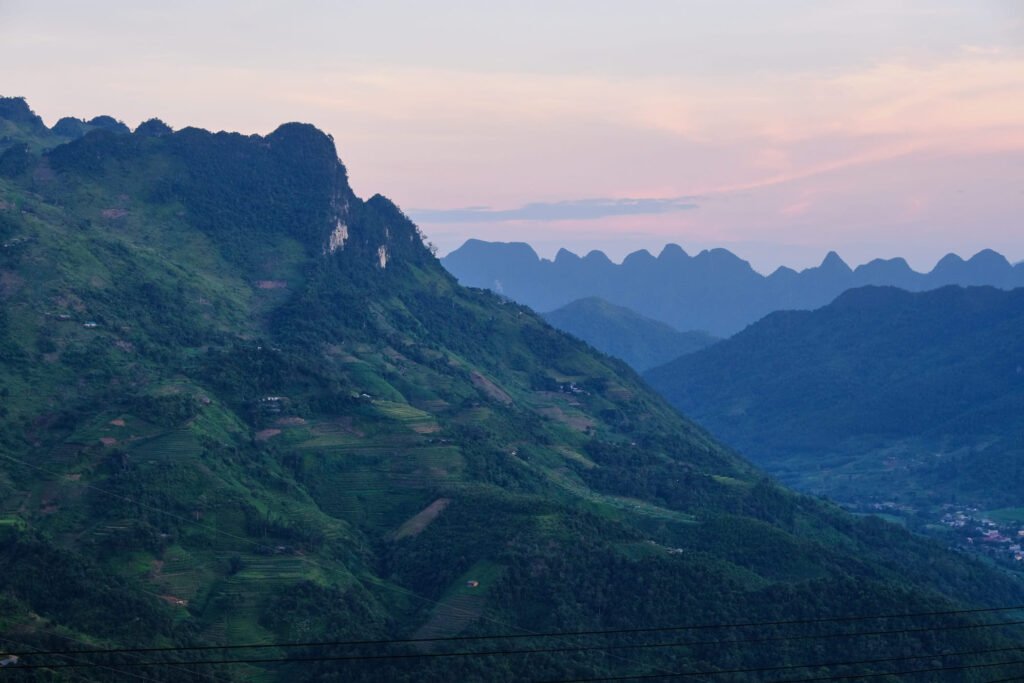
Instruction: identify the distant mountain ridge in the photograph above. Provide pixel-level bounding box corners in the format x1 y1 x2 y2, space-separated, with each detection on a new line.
442 239 1024 336
542 297 718 371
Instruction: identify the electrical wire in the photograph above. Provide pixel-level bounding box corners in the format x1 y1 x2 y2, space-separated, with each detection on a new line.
6 614 1024 661
0 630 223 683
0 635 161 683
9 642 1024 674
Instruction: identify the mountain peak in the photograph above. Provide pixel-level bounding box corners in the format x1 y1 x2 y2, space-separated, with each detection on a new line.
266 122 338 161
853 257 914 282
554 247 581 264
622 249 656 266
51 117 90 138
658 243 690 261
87 115 131 134
0 96 46 131
968 248 1011 268
819 250 851 272
456 239 540 262
933 253 965 271
710 247 746 262
690 248 755 275
770 264 798 275
135 118 173 137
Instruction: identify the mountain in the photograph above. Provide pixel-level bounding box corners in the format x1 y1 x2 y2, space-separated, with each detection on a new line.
442 239 1024 336
644 285 1024 518
542 297 717 371
2 100 1024 681
0 96 131 154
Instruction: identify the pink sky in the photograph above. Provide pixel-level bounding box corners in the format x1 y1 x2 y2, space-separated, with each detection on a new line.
2 1 1022 271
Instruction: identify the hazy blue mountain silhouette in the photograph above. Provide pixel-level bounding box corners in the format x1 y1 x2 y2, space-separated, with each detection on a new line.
542 297 718 371
443 239 1024 336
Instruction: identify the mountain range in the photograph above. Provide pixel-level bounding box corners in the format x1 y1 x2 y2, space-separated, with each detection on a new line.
644 285 1024 515
442 239 1024 336
3 96 1024 681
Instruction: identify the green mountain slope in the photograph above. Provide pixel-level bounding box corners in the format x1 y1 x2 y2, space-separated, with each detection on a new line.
644 285 1024 515
0 96 134 155
1 103 1024 681
542 297 717 371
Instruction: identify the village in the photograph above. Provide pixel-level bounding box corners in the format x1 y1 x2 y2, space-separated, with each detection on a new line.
853 500 1024 569
938 504 1024 565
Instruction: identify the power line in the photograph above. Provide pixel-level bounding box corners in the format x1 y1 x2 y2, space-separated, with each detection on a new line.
9 642 1024 675
0 635 161 683
8 614 1024 662
0 630 223 683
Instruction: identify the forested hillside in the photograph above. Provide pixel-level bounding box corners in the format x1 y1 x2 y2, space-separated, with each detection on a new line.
2 97 1024 681
645 286 1024 533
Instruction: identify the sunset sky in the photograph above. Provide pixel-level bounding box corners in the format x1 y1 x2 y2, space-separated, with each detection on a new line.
2 0 1022 272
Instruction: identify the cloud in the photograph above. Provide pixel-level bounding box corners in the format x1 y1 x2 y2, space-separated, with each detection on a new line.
410 196 699 224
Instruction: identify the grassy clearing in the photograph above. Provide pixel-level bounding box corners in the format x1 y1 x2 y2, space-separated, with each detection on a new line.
984 508 1024 525
711 474 751 488
543 466 697 525
66 413 161 446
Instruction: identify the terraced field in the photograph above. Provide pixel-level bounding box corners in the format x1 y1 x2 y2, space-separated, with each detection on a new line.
154 545 208 603
371 400 440 434
200 553 319 663
132 429 203 461
294 417 464 533
43 442 86 466
412 560 505 642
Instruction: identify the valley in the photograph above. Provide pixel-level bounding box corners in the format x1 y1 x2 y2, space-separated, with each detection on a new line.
645 285 1024 574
